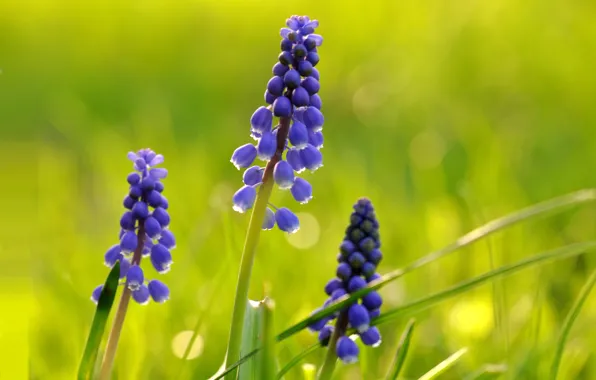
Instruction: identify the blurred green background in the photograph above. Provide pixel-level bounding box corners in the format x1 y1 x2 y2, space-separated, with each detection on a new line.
3 0 596 378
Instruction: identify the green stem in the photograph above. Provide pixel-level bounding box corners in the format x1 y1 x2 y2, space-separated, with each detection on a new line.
317 312 348 380
223 116 291 379
99 225 145 380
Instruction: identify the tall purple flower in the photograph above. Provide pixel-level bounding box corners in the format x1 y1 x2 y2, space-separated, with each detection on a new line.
230 15 324 233
91 149 175 305
310 198 383 363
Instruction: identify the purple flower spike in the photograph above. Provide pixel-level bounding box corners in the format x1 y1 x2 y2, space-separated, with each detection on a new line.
91 148 173 306
228 15 324 233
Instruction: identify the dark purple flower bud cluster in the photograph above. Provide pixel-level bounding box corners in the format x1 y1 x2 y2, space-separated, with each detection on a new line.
308 198 383 363
91 149 175 305
230 15 324 233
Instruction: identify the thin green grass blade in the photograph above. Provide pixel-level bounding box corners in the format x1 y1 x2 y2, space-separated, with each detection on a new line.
386 319 416 380
550 268 596 380
77 262 121 380
462 364 507 380
276 343 319 379
373 241 596 327
217 241 596 378
257 298 276 380
276 189 596 342
418 347 468 380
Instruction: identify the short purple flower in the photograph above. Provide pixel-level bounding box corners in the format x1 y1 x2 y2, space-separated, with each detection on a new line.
92 149 175 306
91 284 103 304
229 16 324 232
262 207 276 230
307 198 384 363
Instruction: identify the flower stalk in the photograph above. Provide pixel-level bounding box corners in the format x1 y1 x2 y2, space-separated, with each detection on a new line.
224 116 291 378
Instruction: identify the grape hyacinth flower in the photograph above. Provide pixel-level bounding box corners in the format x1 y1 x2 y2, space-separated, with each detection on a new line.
91 148 175 306
311 198 383 372
230 14 324 233
224 15 325 379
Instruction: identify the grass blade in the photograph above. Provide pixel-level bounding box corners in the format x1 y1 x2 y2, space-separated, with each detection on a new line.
418 347 468 380
550 268 596 380
77 262 121 380
386 319 416 380
276 189 596 342
238 300 265 380
374 242 596 327
257 298 276 380
276 343 320 379
463 364 507 380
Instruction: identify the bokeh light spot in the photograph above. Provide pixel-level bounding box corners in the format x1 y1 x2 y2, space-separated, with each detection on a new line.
171 330 204 360
285 212 320 249
447 299 492 340
409 129 446 169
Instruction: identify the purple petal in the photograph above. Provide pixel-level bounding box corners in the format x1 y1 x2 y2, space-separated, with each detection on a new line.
310 34 323 46
149 154 164 166
280 28 292 39
150 168 168 179
127 152 138 162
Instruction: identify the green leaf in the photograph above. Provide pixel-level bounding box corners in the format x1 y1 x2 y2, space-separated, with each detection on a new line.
418 347 468 380
256 298 276 380
462 364 507 380
276 343 319 379
77 262 121 380
238 299 266 380
550 268 596 380
385 319 416 380
373 241 596 327
276 189 596 342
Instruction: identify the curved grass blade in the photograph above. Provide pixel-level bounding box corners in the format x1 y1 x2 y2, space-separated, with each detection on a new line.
77 262 121 380
386 319 416 380
211 349 259 380
276 343 320 379
276 189 596 342
550 268 596 380
463 364 507 380
418 347 468 380
373 241 596 327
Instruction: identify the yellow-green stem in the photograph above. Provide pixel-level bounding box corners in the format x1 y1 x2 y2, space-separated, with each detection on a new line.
317 312 348 380
223 116 291 379
99 225 145 380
